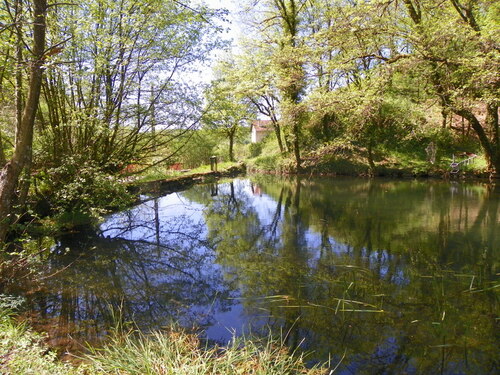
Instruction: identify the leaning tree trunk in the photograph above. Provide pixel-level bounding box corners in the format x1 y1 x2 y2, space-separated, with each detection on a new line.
452 106 500 176
0 0 47 243
271 119 285 154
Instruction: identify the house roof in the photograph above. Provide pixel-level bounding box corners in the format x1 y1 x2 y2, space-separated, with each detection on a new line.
252 120 273 132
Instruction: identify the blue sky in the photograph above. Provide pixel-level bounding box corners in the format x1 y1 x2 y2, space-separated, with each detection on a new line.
189 0 242 82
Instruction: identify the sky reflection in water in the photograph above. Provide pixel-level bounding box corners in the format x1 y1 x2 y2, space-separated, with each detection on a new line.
31 177 499 374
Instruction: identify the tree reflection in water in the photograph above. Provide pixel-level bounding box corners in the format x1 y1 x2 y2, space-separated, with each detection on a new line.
188 177 499 374
27 193 235 351
24 177 498 373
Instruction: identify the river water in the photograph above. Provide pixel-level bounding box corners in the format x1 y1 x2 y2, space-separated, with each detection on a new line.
24 176 499 373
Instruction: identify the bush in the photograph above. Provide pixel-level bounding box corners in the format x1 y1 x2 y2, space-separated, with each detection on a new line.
251 154 282 172
0 310 87 375
36 158 134 222
249 142 263 157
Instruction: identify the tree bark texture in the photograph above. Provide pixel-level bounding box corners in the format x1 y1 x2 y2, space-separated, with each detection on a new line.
228 129 235 162
0 0 47 243
0 131 6 167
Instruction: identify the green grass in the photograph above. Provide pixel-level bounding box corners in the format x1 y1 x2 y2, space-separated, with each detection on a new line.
243 131 491 177
133 167 182 183
135 161 241 184
247 153 289 173
189 161 239 174
88 327 328 375
0 310 87 375
0 310 327 375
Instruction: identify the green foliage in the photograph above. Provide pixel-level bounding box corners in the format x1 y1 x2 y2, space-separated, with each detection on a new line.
35 0 226 171
249 142 263 158
0 242 52 291
247 135 300 173
302 140 371 175
251 153 282 172
37 158 134 222
189 161 238 174
0 0 230 240
135 167 181 184
202 61 256 162
232 0 498 174
173 129 219 169
0 295 25 311
249 153 299 174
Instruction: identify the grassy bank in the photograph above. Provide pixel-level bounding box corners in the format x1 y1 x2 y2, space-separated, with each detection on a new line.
245 138 490 178
0 310 328 375
133 161 243 184
129 162 247 196
0 308 84 375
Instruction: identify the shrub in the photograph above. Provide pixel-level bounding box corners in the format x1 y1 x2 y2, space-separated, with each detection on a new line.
249 142 263 157
36 158 134 222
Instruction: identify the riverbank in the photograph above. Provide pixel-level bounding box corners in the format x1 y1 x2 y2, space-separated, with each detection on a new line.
17 163 248 234
0 310 327 374
128 162 247 195
246 143 495 179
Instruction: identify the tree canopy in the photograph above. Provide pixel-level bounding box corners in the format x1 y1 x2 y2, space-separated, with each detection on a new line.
221 0 498 171
0 0 498 242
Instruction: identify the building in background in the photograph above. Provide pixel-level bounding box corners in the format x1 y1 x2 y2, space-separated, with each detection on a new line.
251 120 273 143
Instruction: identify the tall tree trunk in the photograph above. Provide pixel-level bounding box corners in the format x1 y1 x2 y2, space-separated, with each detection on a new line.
486 103 499 149
273 0 304 171
228 128 235 162
15 0 23 135
0 0 47 243
486 103 500 176
272 121 285 153
367 138 375 176
0 131 5 167
292 119 301 170
14 0 31 215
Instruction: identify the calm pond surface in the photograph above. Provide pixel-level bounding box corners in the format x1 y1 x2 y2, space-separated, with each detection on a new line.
25 176 499 373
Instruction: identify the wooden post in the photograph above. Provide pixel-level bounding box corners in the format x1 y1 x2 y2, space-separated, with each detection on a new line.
210 156 218 172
